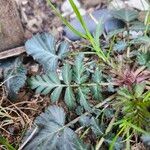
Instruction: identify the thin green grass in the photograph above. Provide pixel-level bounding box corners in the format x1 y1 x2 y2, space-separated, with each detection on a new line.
46 0 110 63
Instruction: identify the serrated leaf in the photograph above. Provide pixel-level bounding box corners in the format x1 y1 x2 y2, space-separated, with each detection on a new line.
92 68 102 83
137 51 150 67
51 87 63 103
134 83 145 98
91 85 102 101
113 41 127 53
29 72 63 99
62 63 72 84
105 135 123 150
90 117 103 136
23 105 87 150
4 59 27 100
73 53 88 84
130 22 150 31
25 33 69 71
112 9 138 22
79 116 103 136
58 41 70 58
107 28 125 39
78 87 91 111
64 87 76 109
91 68 102 100
117 88 132 100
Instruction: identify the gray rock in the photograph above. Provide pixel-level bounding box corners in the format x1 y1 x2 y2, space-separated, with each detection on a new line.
63 9 125 41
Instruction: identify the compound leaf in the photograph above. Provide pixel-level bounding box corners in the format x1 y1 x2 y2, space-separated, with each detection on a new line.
25 33 70 71
22 105 87 150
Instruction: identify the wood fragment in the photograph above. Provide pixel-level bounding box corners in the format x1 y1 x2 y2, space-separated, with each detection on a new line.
0 46 26 59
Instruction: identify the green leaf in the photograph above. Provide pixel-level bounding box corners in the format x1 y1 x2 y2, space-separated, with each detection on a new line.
22 105 87 150
29 72 63 99
47 0 87 39
68 0 90 36
80 116 103 136
51 87 63 103
113 41 127 53
112 9 138 22
134 83 145 98
0 136 16 150
62 63 72 84
130 21 150 31
107 28 125 39
94 19 104 48
91 85 102 101
64 87 76 109
137 51 150 67
73 53 88 84
4 58 27 100
132 36 150 45
105 134 123 150
117 88 132 100
91 68 103 100
90 117 104 136
25 33 70 71
78 87 91 111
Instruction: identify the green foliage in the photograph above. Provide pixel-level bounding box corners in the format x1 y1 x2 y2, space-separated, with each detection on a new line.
80 116 104 136
47 0 109 62
112 9 138 22
137 51 150 68
116 84 150 129
113 41 127 53
25 33 69 72
4 58 27 100
0 136 16 150
22 2 150 150
29 53 103 110
22 105 87 150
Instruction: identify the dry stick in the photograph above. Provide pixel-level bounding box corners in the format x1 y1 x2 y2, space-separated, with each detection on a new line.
18 126 38 150
19 94 116 150
0 46 25 59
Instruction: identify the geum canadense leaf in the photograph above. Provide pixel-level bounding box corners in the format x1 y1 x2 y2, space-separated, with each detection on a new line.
91 68 103 101
73 53 89 84
137 51 150 68
4 58 27 100
29 72 64 102
112 9 138 22
80 116 104 136
22 105 87 150
29 64 76 108
25 33 69 72
78 87 91 111
62 63 76 109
